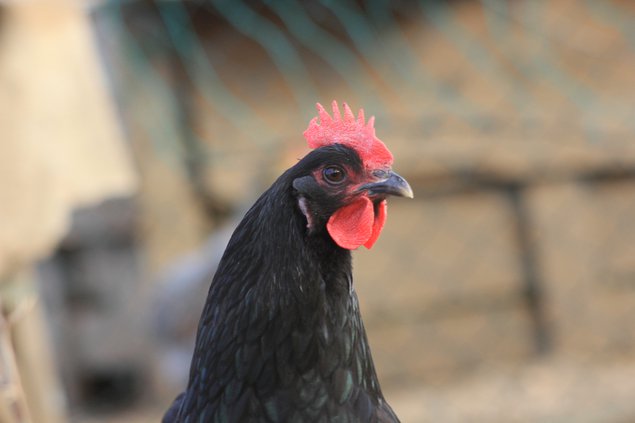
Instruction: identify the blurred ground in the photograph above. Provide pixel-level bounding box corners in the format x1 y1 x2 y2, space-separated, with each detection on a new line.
391 358 635 423
73 358 635 423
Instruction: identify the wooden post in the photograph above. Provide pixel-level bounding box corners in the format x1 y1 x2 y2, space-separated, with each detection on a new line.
0 279 32 423
0 269 67 423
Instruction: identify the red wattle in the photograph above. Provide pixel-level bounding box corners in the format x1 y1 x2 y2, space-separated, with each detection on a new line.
326 198 388 250
327 197 374 250
364 200 387 249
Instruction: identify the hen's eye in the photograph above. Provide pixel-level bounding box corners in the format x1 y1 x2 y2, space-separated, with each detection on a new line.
323 166 346 184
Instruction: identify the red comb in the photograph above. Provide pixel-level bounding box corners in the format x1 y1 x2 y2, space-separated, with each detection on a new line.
303 101 393 169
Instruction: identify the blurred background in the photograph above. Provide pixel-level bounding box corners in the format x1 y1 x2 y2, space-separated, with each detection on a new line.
1 0 635 422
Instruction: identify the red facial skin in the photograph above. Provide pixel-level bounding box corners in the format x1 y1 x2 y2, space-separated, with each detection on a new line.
311 165 388 250
304 101 395 250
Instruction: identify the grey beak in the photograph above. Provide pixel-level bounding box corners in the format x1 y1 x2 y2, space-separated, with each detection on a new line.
361 171 414 199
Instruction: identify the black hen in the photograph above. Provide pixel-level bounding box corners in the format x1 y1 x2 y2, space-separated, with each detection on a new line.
164 102 413 422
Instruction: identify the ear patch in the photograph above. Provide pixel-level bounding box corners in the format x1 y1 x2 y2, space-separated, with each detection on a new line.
297 197 314 230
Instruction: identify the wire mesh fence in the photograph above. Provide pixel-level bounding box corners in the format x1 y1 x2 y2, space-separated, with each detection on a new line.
23 0 635 421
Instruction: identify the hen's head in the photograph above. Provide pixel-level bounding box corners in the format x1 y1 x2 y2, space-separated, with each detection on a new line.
292 101 413 250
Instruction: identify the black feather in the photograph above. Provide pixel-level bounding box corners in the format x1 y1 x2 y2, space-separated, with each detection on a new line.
164 145 399 422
